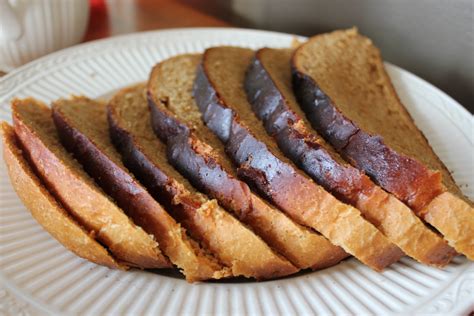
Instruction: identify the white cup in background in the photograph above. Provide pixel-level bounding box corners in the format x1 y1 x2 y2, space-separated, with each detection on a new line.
0 0 90 71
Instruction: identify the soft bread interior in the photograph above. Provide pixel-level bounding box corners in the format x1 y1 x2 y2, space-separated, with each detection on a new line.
110 84 208 203
203 47 300 168
149 54 238 174
257 48 351 166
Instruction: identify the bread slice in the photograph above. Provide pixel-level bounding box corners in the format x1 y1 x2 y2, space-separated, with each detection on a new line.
1 122 122 269
292 28 473 259
11 99 170 269
52 98 229 282
244 48 456 266
108 84 298 279
148 54 348 271
195 47 404 272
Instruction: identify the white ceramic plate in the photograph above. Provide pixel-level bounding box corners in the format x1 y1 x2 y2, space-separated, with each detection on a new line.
0 28 473 316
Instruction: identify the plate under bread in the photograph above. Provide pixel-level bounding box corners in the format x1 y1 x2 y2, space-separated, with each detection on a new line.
0 28 472 315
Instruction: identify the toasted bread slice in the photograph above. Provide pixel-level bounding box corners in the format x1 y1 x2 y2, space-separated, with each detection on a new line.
147 54 348 271
52 98 229 282
292 28 473 259
108 84 298 279
244 47 456 266
1 122 122 269
193 46 405 271
11 99 170 269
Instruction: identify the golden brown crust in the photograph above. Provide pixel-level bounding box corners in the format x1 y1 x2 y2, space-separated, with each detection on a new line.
244 193 348 270
423 192 474 260
11 98 170 269
357 186 457 266
52 98 230 282
180 199 298 279
247 47 456 266
147 55 349 270
108 85 298 279
1 122 123 269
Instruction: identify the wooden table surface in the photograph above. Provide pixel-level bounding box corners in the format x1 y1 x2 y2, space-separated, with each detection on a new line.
85 0 230 42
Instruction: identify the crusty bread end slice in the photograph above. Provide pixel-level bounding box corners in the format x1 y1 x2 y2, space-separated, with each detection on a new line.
108 84 298 280
1 122 123 269
292 28 473 259
11 98 170 269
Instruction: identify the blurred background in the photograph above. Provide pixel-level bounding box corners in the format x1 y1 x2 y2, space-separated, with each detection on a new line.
1 0 472 112
84 0 474 113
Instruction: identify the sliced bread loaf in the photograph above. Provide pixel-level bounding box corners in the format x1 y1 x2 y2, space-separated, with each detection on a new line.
194 47 404 272
194 47 405 271
52 98 229 282
292 28 473 259
1 122 122 269
11 98 170 269
148 54 348 270
244 48 456 266
108 84 298 279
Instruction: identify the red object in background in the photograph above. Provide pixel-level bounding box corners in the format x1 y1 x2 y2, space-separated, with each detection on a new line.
84 0 109 41
90 0 106 10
